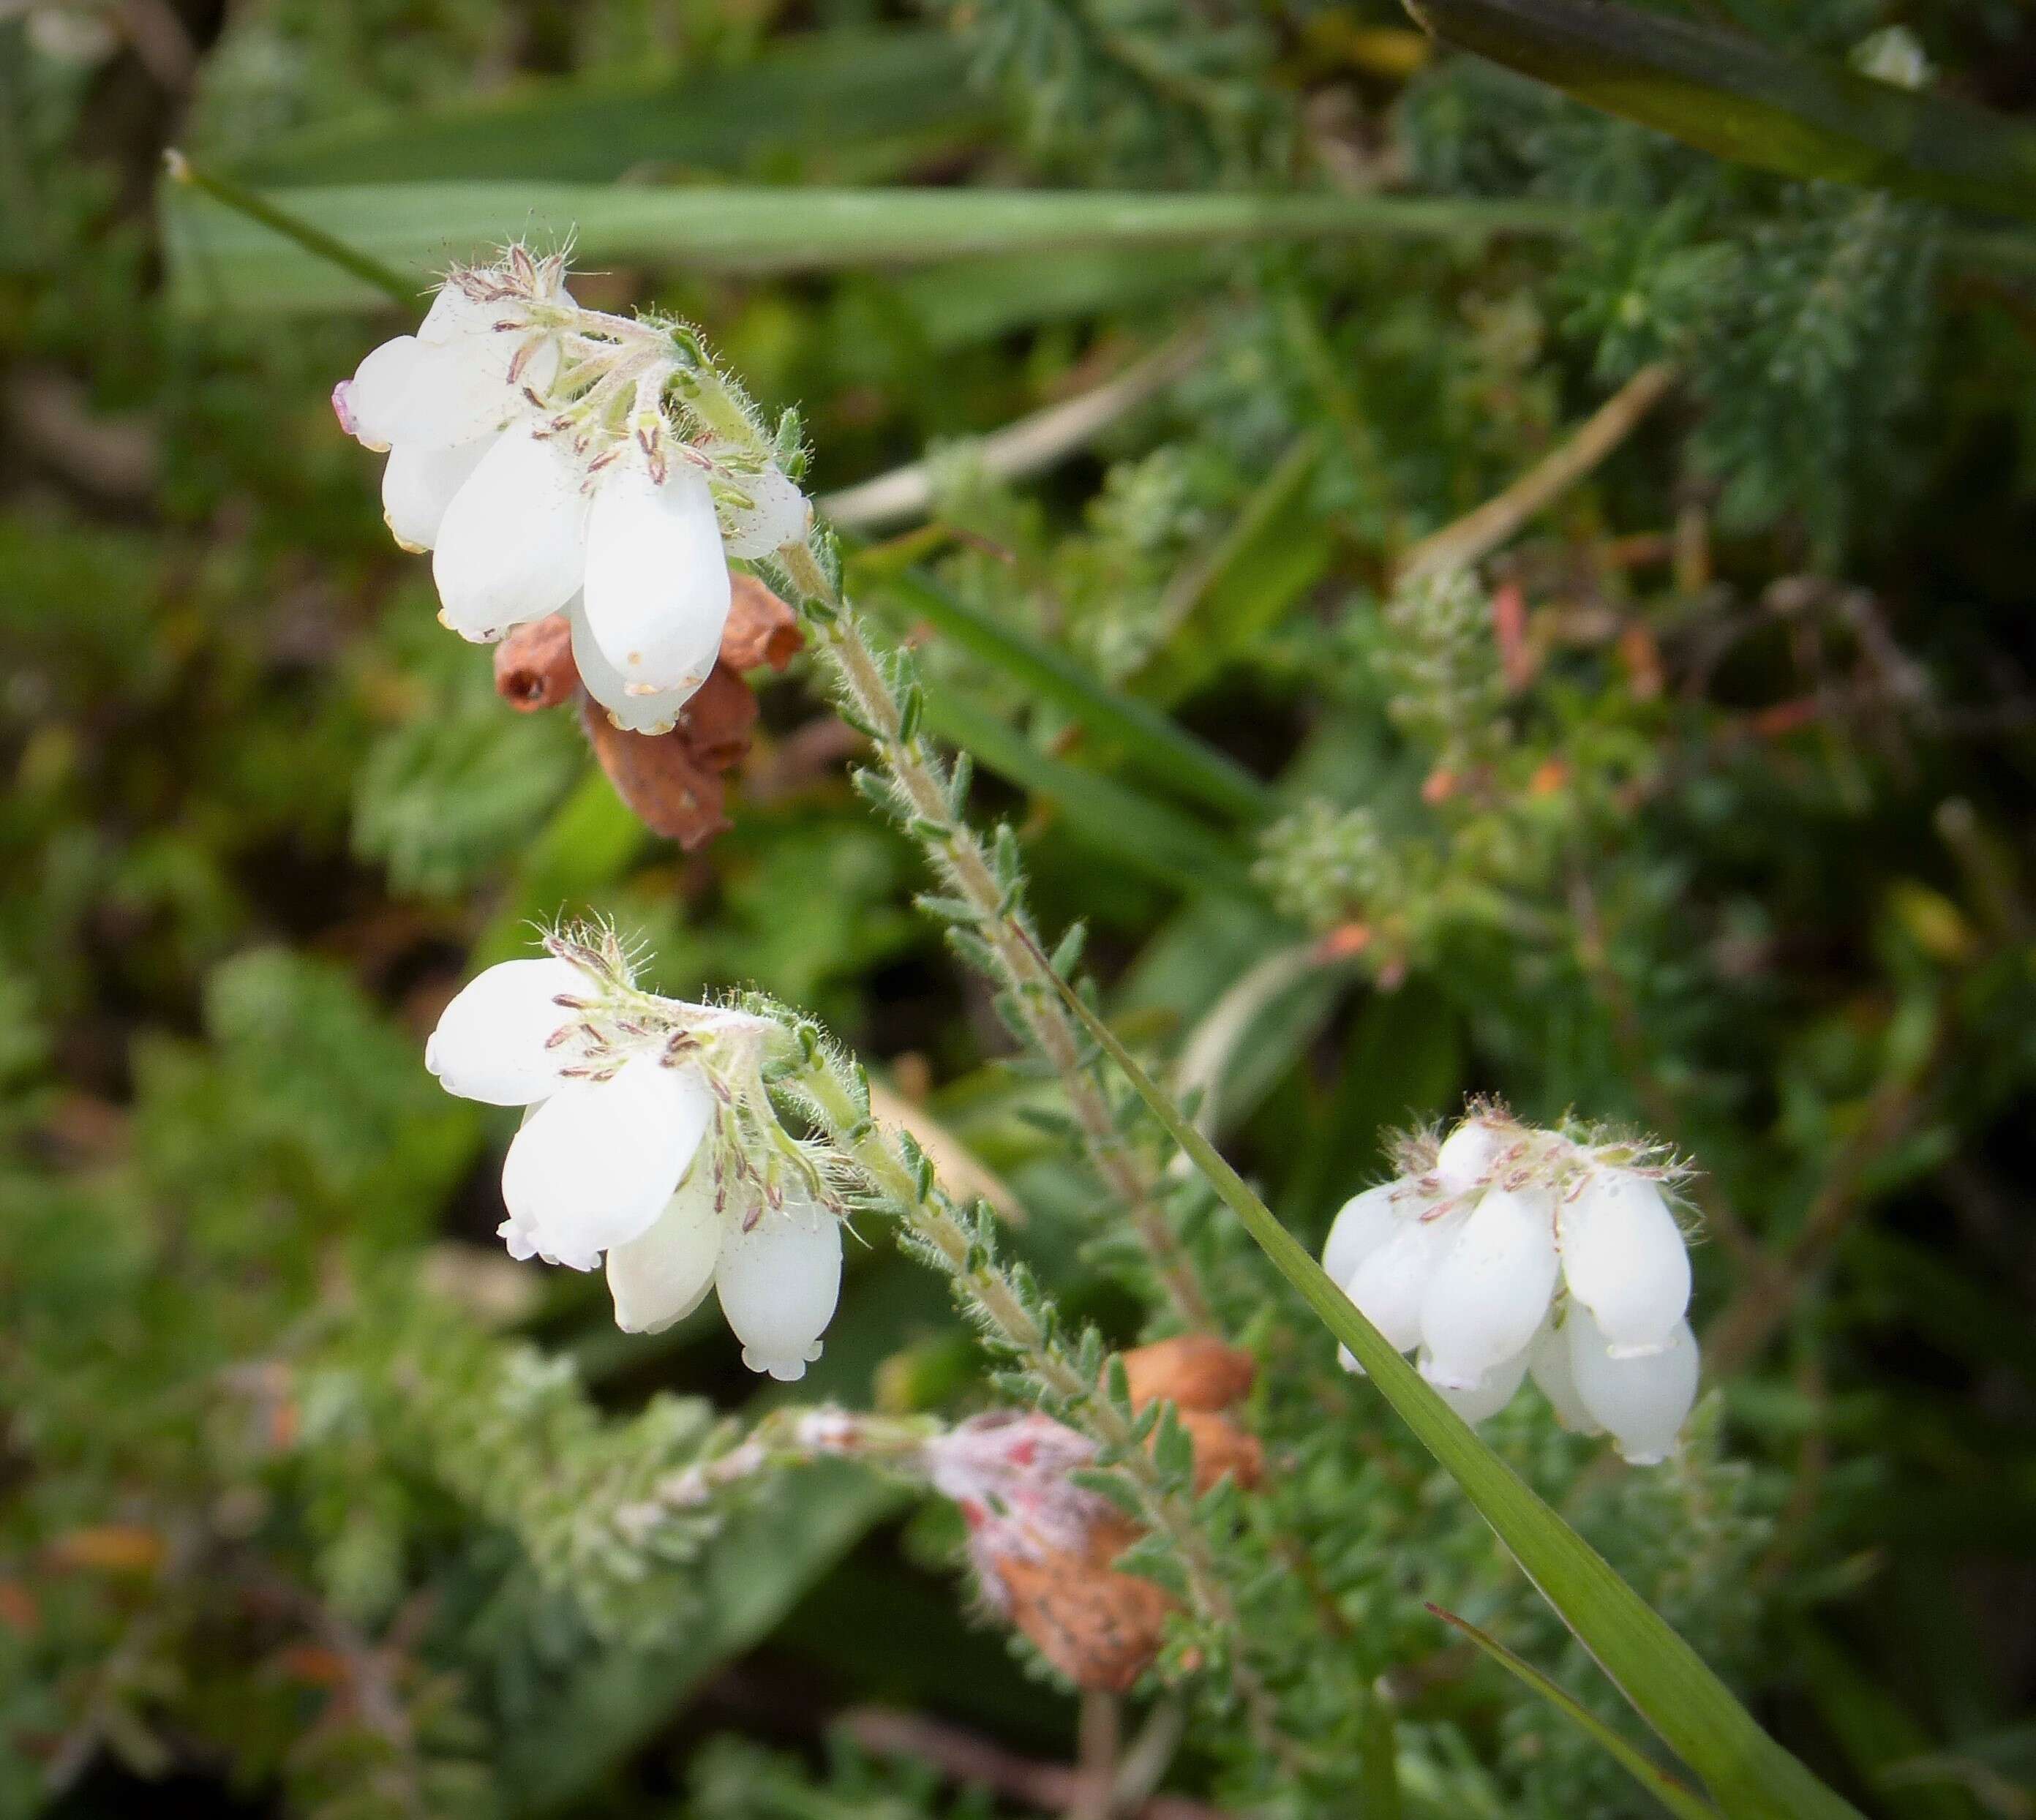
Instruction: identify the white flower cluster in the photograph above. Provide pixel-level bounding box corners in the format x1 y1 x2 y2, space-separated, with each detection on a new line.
1324 1110 1699 1462
426 930 841 1381
334 247 809 734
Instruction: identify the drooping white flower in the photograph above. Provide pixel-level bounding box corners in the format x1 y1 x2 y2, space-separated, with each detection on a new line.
580 462 732 698
1344 1202 1465 1353
432 429 591 640
1427 1342 1532 1426
1321 1181 1405 1290
1556 1166 1691 1357
1418 1186 1560 1391
714 1192 842 1381
715 459 810 560
1564 1304 1699 1464
500 1054 713 1266
427 933 845 1379
605 1166 842 1380
425 955 588 1105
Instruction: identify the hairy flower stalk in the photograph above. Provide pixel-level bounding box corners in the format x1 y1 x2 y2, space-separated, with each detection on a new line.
769 1023 1299 1759
773 537 1217 1335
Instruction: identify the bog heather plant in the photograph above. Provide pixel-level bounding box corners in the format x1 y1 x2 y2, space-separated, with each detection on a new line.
18 8 2036 1815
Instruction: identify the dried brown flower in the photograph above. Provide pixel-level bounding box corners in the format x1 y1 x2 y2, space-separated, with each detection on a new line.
488 578 805 850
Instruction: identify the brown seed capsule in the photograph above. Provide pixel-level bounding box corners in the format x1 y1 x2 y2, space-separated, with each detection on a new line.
1118 1336 1255 1415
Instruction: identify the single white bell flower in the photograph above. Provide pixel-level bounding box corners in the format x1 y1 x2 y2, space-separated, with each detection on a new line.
606 1165 844 1382
1418 1186 1560 1391
427 952 714 1274
432 429 592 642
1564 1304 1700 1463
715 459 810 560
1556 1166 1691 1357
1426 1342 1532 1426
580 461 732 699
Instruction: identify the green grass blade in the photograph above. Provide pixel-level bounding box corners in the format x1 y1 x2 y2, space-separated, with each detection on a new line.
1427 1603 1727 1820
162 152 415 305
233 29 991 188
857 566 1275 824
159 181 1583 313
1021 940 1865 1820
1405 0 2036 222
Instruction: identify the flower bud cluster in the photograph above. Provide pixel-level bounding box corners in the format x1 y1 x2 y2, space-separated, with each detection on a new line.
425 926 844 1380
334 248 808 737
1324 1107 1699 1462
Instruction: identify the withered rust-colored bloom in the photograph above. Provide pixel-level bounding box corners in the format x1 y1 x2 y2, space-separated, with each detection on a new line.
721 571 803 672
1119 1334 1256 1415
933 1340 1260 1692
491 579 805 850
990 1511 1176 1693
494 613 579 712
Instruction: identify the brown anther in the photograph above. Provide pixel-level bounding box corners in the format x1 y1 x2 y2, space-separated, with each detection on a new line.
495 614 578 712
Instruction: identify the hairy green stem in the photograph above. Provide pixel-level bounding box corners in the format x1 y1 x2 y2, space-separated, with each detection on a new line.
776 540 1218 1335
786 1042 1296 1764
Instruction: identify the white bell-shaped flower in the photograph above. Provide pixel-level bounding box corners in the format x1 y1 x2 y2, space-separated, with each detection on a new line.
1418 1187 1560 1391
568 596 700 734
500 1053 714 1265
1427 1342 1531 1426
432 429 591 642
383 437 491 554
335 334 421 451
1322 1181 1406 1290
1434 1116 1506 1193
1344 1205 1466 1353
715 1192 843 1382
717 461 809 560
387 282 560 452
606 1163 724 1334
1558 1167 1691 1358
1566 1304 1699 1464
425 955 586 1106
1528 1315 1603 1434
581 462 732 698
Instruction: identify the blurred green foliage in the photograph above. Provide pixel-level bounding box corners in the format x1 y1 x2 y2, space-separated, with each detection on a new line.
3 0 2035 1817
